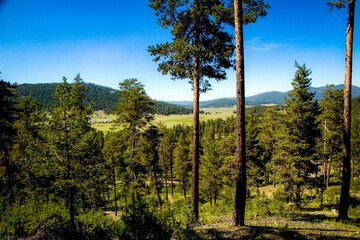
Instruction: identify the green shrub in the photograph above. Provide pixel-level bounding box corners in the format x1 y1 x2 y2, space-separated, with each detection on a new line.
351 179 360 192
246 193 286 217
323 186 341 207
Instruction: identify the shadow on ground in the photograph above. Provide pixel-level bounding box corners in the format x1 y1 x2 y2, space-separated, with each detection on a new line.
197 223 360 240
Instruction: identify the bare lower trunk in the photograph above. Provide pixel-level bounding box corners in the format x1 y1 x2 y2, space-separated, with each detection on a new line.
323 119 328 186
339 0 355 220
170 160 174 196
326 137 334 188
233 0 246 227
191 63 200 220
113 164 118 216
191 0 200 221
165 169 168 202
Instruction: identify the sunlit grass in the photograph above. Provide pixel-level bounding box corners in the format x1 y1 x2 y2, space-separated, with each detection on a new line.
91 107 237 131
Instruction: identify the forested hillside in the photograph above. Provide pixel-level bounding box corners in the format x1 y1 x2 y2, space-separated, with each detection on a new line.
16 83 192 115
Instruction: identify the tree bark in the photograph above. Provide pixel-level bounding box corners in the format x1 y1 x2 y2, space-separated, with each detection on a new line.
191 0 200 221
154 165 162 207
191 57 200 220
323 119 327 186
165 168 169 202
233 0 246 227
326 136 334 189
113 163 118 216
170 159 174 196
339 0 355 220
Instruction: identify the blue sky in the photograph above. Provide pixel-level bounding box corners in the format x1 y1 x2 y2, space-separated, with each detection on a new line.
0 0 359 101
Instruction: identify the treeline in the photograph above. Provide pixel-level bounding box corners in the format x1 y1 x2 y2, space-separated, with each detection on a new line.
16 83 192 115
154 101 193 115
16 83 120 113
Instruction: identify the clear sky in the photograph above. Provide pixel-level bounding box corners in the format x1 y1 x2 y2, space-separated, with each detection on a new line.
0 0 359 101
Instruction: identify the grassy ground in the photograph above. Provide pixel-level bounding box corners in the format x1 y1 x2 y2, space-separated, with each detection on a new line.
104 182 360 239
91 107 236 131
195 184 360 239
196 214 360 239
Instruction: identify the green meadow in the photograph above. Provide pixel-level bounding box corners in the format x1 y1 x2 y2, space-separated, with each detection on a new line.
91 107 237 131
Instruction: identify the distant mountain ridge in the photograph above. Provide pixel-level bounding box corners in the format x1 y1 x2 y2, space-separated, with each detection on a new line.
168 84 360 107
15 83 360 110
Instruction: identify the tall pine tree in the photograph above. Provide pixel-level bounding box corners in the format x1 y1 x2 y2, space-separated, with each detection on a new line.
149 0 234 219
271 62 320 204
318 85 344 188
232 0 270 226
50 74 105 230
327 0 356 219
114 78 155 202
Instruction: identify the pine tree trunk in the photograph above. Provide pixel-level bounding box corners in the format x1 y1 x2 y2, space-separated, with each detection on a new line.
339 0 355 220
191 0 200 220
170 160 174 196
191 58 200 220
233 0 246 227
184 184 187 199
124 191 127 206
326 136 334 189
154 164 162 207
165 168 168 202
323 119 327 186
131 127 136 203
113 163 118 216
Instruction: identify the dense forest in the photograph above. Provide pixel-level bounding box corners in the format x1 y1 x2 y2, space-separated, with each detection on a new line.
1 66 360 239
16 83 193 115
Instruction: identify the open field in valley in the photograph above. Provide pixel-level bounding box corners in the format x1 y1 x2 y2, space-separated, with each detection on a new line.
91 107 237 131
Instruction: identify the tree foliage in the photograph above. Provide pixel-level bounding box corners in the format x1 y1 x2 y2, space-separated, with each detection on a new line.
0 74 18 202
270 63 320 203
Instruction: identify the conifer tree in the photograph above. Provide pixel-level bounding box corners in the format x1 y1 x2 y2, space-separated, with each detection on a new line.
157 124 175 201
114 78 155 202
50 74 105 230
142 125 163 207
10 97 52 201
271 62 320 204
149 0 234 219
245 111 264 188
327 0 356 220
173 131 192 199
200 139 224 206
258 107 282 185
232 0 270 226
103 131 128 216
318 85 344 188
0 75 18 201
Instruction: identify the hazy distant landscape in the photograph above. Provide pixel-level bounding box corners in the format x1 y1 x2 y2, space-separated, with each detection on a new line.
16 82 360 109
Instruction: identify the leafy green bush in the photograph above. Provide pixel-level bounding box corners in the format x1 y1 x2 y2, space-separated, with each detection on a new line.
246 193 286 217
351 179 360 192
323 186 341 207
